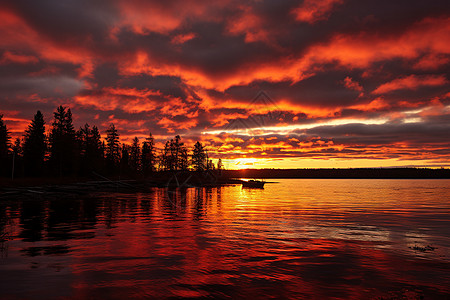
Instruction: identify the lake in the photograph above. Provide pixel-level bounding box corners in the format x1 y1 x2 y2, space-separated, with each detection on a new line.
1 179 449 299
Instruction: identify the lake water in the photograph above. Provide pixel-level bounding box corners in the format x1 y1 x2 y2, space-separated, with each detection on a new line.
1 179 449 299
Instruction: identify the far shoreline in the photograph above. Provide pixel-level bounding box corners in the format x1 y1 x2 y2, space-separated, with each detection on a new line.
1 167 450 189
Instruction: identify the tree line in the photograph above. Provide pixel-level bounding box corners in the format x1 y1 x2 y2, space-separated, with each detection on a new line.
0 106 223 178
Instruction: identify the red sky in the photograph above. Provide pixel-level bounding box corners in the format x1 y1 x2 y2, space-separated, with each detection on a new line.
1 0 449 169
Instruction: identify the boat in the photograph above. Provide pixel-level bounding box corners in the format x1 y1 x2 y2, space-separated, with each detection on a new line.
242 179 265 188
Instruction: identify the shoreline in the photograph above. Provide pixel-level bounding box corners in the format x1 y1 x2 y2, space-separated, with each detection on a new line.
1 167 450 188
1 168 449 199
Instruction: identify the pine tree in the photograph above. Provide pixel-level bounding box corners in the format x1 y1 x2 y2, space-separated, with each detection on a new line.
77 124 104 174
90 126 104 169
161 140 172 171
179 147 189 171
192 141 206 171
12 138 22 156
141 132 155 174
130 137 140 172
105 124 120 171
23 111 46 176
173 135 182 171
0 114 10 158
162 135 186 172
120 144 130 172
0 114 11 176
207 159 214 171
48 106 76 176
12 137 23 177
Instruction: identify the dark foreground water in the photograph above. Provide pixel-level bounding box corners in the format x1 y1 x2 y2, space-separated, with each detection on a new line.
1 179 449 299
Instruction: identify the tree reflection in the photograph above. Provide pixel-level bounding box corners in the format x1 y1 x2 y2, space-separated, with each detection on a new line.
1 188 229 258
19 200 45 242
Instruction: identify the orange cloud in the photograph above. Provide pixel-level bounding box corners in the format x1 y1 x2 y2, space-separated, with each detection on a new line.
171 32 197 45
118 16 450 95
225 6 271 43
292 0 343 24
2 114 30 135
0 9 34 46
0 51 38 64
118 2 183 34
413 54 450 70
349 98 390 112
209 112 250 127
0 8 94 77
305 16 450 69
160 97 198 117
117 0 231 34
418 98 445 117
373 75 448 94
119 50 309 91
275 100 340 118
157 117 198 133
74 87 160 113
343 76 363 92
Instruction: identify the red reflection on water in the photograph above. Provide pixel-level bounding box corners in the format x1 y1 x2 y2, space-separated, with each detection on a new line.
1 180 450 299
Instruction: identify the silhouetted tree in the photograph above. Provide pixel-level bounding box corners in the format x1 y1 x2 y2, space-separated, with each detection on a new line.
101 140 106 161
12 137 24 177
76 124 88 155
141 132 155 174
0 115 9 150
180 147 189 171
0 114 11 175
120 144 130 173
12 138 22 156
207 159 215 171
77 124 104 174
161 140 172 171
23 111 46 176
90 126 104 168
106 124 120 171
172 135 182 171
48 106 76 176
160 135 188 172
130 137 140 172
192 141 206 171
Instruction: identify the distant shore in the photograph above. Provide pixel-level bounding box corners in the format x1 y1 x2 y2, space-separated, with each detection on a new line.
1 168 449 200
1 168 449 190
222 168 450 179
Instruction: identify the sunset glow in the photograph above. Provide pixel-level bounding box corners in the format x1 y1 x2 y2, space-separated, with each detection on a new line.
1 1 449 168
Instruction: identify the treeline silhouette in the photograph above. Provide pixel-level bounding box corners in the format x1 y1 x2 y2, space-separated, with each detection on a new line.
0 107 222 179
2 107 449 181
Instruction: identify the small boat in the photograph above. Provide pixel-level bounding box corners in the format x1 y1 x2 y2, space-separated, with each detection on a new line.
242 179 265 188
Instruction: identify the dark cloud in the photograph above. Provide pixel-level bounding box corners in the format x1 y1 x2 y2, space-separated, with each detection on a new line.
3 0 117 44
120 75 188 100
0 0 449 165
225 70 363 107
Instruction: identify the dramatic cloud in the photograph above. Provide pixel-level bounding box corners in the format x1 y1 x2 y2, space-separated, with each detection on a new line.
373 75 448 94
0 0 449 167
292 0 343 24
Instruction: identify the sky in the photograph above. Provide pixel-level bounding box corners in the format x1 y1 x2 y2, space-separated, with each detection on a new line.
0 0 449 169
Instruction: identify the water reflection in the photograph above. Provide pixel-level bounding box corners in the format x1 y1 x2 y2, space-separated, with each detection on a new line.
0 180 449 299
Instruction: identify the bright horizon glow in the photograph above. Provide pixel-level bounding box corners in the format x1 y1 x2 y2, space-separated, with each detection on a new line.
220 158 450 170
